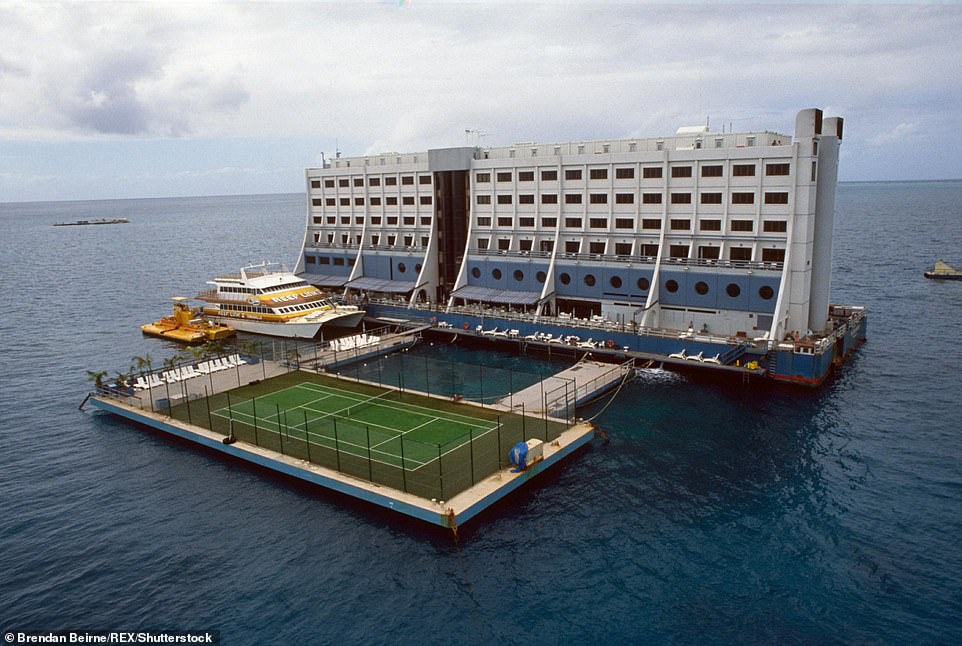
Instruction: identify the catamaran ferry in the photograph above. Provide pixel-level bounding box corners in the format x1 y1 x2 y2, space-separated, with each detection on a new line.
295 107 866 385
197 262 364 338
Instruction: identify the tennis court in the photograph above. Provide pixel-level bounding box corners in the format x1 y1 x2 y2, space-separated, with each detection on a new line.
212 380 504 470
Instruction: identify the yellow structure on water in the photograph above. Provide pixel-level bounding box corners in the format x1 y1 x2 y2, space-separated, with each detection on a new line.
142 297 236 344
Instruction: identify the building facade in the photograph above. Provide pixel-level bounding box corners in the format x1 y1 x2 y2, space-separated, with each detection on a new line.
297 108 842 342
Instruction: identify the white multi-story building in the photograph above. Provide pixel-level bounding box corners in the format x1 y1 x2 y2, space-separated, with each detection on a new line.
297 108 842 342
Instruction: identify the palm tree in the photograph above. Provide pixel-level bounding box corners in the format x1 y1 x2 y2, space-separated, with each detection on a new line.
132 353 153 376
86 369 107 389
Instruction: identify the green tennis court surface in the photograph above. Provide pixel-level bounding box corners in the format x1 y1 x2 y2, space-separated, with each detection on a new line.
212 380 500 469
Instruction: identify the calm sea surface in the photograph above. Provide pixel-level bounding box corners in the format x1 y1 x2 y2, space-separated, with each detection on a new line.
1 184 961 644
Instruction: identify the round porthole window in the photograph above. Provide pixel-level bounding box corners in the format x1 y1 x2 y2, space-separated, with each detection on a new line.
560 273 571 285
695 281 709 295
637 277 650 291
514 270 524 282
536 271 546 283
492 268 502 280
610 276 622 289
584 274 596 287
726 283 740 298
415 263 422 273
397 262 406 273
759 285 774 300
665 279 679 293
471 267 481 279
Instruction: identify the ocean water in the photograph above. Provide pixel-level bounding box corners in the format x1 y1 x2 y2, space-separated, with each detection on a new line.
1 183 961 644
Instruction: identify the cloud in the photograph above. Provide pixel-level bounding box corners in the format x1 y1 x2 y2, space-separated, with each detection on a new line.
870 122 918 147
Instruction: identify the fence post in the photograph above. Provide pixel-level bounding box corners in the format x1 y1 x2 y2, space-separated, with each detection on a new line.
184 379 192 424
497 418 502 468
333 418 341 471
367 426 373 482
164 379 172 418
479 362 484 407
425 355 430 396
521 402 525 440
438 445 444 501
469 429 475 486
276 403 284 454
304 409 312 463
205 385 213 431
400 435 408 492
226 390 234 437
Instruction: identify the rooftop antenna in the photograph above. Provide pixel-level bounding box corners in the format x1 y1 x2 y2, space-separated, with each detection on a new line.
335 138 341 159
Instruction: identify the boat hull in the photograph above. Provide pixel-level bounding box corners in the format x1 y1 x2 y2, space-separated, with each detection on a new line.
924 272 962 280
205 308 363 338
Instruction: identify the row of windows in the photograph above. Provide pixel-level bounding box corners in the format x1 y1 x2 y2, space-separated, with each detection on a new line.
468 265 776 299
475 191 789 206
313 196 432 207
473 238 786 261
474 216 788 232
310 175 432 190
313 216 433 226
475 163 791 184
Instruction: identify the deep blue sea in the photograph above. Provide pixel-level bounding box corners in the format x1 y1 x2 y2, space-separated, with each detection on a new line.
1 183 961 644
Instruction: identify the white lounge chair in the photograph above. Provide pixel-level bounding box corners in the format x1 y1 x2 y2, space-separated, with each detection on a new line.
668 349 687 360
686 351 705 362
703 354 722 365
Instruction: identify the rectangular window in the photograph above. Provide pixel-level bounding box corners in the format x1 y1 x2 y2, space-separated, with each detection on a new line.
642 167 662 179
419 196 432 205
370 216 381 225
565 194 582 204
764 192 789 205
731 192 755 204
476 172 490 183
812 161 817 181
589 168 608 180
332 257 345 266
519 239 533 251
565 169 582 180
496 171 512 182
614 242 632 255
402 196 415 205
368 177 380 187
765 163 790 176
497 194 512 205
565 241 580 253
733 164 756 177
476 217 491 226
564 217 583 228
326 216 335 224
477 238 489 250
477 195 491 205
353 177 363 187
339 197 350 206
615 167 634 179
338 178 349 187
541 169 558 181
615 193 634 204
670 219 691 230
385 176 397 186
642 218 661 230
420 217 432 225
763 220 788 233
370 235 380 246
354 197 364 206
642 193 662 204
518 171 534 182
701 192 722 204
540 240 554 253
497 238 510 251
387 216 398 225
699 219 722 231
669 245 689 258
355 217 364 225
386 196 398 206
311 198 322 207
312 216 322 224
698 246 720 260
497 217 513 227
731 220 754 232
671 166 692 178
589 218 608 228
403 216 415 225
310 180 321 189
541 217 557 228
385 235 395 246
589 193 608 204
615 218 634 229
670 193 691 204
519 217 535 227
324 179 334 188
418 175 431 185
762 248 786 262
640 243 659 256
701 165 723 177
401 175 414 185
319 256 330 265
541 194 558 204
589 241 606 254
519 194 535 204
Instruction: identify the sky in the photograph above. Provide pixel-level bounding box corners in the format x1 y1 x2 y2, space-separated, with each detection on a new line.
1 0 961 202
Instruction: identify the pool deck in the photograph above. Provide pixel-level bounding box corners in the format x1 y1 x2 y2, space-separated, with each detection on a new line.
88 394 595 529
497 359 631 415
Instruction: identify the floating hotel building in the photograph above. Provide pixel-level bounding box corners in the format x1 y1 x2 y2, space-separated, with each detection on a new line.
296 108 865 385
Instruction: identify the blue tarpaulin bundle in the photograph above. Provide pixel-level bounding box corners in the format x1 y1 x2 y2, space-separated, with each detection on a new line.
509 441 528 472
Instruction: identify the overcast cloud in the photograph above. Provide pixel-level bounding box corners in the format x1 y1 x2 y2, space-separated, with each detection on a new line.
1 1 961 201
